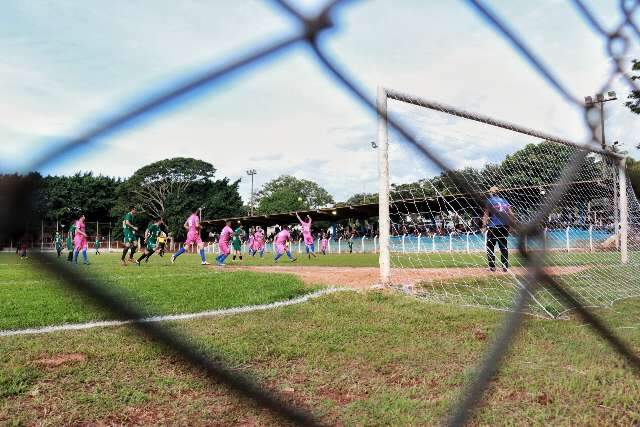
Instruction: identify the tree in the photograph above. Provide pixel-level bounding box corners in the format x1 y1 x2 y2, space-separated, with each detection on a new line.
256 175 334 214
344 193 379 205
44 173 121 226
625 59 640 114
627 158 640 198
115 158 243 239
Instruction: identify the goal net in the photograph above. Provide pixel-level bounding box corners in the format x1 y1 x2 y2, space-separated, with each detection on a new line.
376 88 640 318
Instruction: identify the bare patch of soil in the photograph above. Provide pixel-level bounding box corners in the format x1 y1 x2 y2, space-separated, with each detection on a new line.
35 353 86 368
226 266 587 289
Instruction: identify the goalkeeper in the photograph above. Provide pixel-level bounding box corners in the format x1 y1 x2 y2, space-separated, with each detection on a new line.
136 218 163 264
482 186 513 272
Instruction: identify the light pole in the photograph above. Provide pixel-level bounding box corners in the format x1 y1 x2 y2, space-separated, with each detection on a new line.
246 169 257 216
584 91 617 150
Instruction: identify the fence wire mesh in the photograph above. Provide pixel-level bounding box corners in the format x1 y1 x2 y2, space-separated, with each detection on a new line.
2 0 640 425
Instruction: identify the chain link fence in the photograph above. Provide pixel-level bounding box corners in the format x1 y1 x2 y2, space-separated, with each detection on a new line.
2 0 640 424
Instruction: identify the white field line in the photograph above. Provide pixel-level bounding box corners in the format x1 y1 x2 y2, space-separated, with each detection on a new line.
0 288 349 338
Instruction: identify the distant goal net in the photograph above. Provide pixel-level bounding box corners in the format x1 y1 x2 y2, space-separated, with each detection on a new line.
376 87 640 318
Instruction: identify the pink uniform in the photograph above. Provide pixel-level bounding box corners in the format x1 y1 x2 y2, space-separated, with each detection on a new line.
74 220 87 250
248 233 255 250
321 238 328 251
184 213 202 246
300 219 314 245
254 230 265 249
275 229 291 254
219 225 233 255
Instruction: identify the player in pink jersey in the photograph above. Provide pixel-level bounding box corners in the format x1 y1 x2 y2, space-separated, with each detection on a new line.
215 220 234 266
273 225 297 262
247 228 256 256
73 214 90 265
295 212 316 259
253 226 265 257
171 209 210 265
321 232 329 255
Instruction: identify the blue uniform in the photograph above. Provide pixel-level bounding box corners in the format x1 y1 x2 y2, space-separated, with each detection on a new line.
485 196 511 227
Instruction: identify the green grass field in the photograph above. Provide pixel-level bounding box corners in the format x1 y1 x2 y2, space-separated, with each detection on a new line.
1 251 640 425
0 253 316 330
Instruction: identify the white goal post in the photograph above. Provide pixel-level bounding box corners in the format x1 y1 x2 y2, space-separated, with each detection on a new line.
376 86 630 289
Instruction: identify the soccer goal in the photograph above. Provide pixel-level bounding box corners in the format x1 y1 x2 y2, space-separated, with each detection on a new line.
376 87 639 317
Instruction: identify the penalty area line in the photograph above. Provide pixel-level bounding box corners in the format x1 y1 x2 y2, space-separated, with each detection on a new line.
0 287 349 338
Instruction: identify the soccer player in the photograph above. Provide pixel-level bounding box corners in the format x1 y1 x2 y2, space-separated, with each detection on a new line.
54 231 63 257
296 212 317 259
321 233 329 255
482 186 513 272
73 214 90 265
121 206 139 266
247 228 255 256
274 225 297 263
172 209 210 265
232 225 243 261
215 220 234 266
253 226 265 257
157 231 167 257
66 222 76 262
136 218 163 265
95 236 101 255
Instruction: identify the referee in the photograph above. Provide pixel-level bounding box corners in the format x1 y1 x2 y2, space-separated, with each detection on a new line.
482 186 513 272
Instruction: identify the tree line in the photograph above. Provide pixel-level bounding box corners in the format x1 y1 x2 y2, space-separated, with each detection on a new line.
4 139 640 244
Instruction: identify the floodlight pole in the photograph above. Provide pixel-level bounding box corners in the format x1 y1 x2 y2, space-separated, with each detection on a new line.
377 87 391 286
246 169 257 216
584 92 616 150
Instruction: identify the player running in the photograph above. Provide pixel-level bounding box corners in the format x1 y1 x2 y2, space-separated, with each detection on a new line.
274 225 297 263
54 231 63 257
95 236 101 255
73 214 90 265
232 225 243 261
136 219 163 265
172 209 210 265
247 228 255 256
157 231 167 257
321 233 329 255
121 206 139 266
296 212 316 259
215 220 234 266
66 222 76 262
253 226 265 257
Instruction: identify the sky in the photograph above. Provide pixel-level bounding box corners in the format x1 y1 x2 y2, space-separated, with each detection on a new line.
2 0 640 205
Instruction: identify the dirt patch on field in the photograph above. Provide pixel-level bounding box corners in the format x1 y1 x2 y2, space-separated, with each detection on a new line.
35 353 86 368
225 265 587 289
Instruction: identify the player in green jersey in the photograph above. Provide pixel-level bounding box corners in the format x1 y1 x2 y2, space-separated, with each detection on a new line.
136 219 163 265
232 225 243 261
54 231 63 257
66 223 76 262
95 236 101 255
120 206 139 266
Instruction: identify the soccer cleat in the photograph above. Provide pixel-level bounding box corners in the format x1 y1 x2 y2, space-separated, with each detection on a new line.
171 255 176 264
216 262 225 267
502 267 509 272
487 267 496 272
291 257 297 262
201 261 211 266
135 260 140 266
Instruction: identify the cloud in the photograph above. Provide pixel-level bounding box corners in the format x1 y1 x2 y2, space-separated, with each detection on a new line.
2 0 639 206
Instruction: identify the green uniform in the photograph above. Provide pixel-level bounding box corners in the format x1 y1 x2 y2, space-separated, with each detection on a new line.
55 234 63 250
146 223 161 250
95 239 100 249
232 227 243 251
66 224 76 250
122 212 136 244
